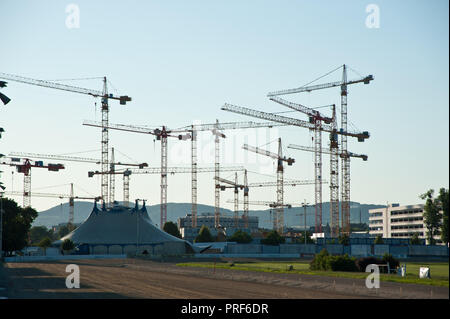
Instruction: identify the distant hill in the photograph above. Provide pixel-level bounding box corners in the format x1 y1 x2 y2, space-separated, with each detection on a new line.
33 201 385 229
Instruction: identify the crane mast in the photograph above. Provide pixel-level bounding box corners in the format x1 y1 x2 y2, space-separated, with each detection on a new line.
277 139 284 234
109 147 115 205
123 169 131 206
330 105 340 237
213 120 225 228
340 65 351 235
101 78 109 206
160 126 169 228
191 127 197 227
243 169 249 228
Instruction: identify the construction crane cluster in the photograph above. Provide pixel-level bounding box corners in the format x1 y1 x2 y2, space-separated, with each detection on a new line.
0 64 373 237
222 64 373 236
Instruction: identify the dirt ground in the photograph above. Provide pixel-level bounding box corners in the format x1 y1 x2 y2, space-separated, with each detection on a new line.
0 258 448 299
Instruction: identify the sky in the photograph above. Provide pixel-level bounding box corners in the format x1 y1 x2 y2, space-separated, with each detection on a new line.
0 0 448 213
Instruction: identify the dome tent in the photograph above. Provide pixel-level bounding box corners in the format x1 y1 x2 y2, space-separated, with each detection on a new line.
55 200 194 255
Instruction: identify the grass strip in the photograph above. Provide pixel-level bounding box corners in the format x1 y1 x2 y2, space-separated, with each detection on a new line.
176 262 449 287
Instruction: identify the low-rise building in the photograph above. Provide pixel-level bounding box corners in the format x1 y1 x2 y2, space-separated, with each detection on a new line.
369 203 442 244
178 212 259 242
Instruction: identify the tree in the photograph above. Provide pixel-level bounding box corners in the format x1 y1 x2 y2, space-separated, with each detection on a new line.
194 225 214 243
261 230 285 246
437 188 449 246
410 232 421 245
30 226 54 245
229 230 252 244
38 237 52 256
163 221 182 239
420 189 442 245
1 198 38 256
374 235 383 245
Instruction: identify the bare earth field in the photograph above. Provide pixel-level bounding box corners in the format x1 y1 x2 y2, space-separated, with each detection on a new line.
0 258 448 299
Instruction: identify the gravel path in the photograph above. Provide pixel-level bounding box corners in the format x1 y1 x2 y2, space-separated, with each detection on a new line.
1 258 447 299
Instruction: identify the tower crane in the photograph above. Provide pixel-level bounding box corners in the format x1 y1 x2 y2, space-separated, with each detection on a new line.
0 157 64 207
1 183 101 225
217 172 318 229
8 151 147 208
242 138 294 234
0 72 132 205
220 102 370 236
212 120 226 228
84 119 286 229
266 65 373 236
269 96 333 234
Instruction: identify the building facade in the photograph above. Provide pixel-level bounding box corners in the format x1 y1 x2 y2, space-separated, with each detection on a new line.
178 213 259 242
369 203 441 244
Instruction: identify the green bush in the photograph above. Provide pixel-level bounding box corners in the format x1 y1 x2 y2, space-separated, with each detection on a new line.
229 230 252 244
310 249 330 271
326 254 358 272
61 239 75 251
194 225 214 243
38 237 52 249
310 249 358 272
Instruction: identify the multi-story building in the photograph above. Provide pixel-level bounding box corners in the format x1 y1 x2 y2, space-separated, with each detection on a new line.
178 213 259 242
369 203 441 244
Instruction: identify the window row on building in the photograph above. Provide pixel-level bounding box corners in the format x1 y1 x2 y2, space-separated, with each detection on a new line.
391 216 423 223
391 232 424 237
390 209 423 216
391 224 423 230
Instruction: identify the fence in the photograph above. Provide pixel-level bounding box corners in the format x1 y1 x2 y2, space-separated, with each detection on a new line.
221 243 448 258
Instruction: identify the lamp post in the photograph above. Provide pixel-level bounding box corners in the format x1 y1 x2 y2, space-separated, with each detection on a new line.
299 200 314 245
302 200 308 245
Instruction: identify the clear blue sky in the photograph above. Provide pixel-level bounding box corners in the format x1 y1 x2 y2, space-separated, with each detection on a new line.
0 0 448 213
